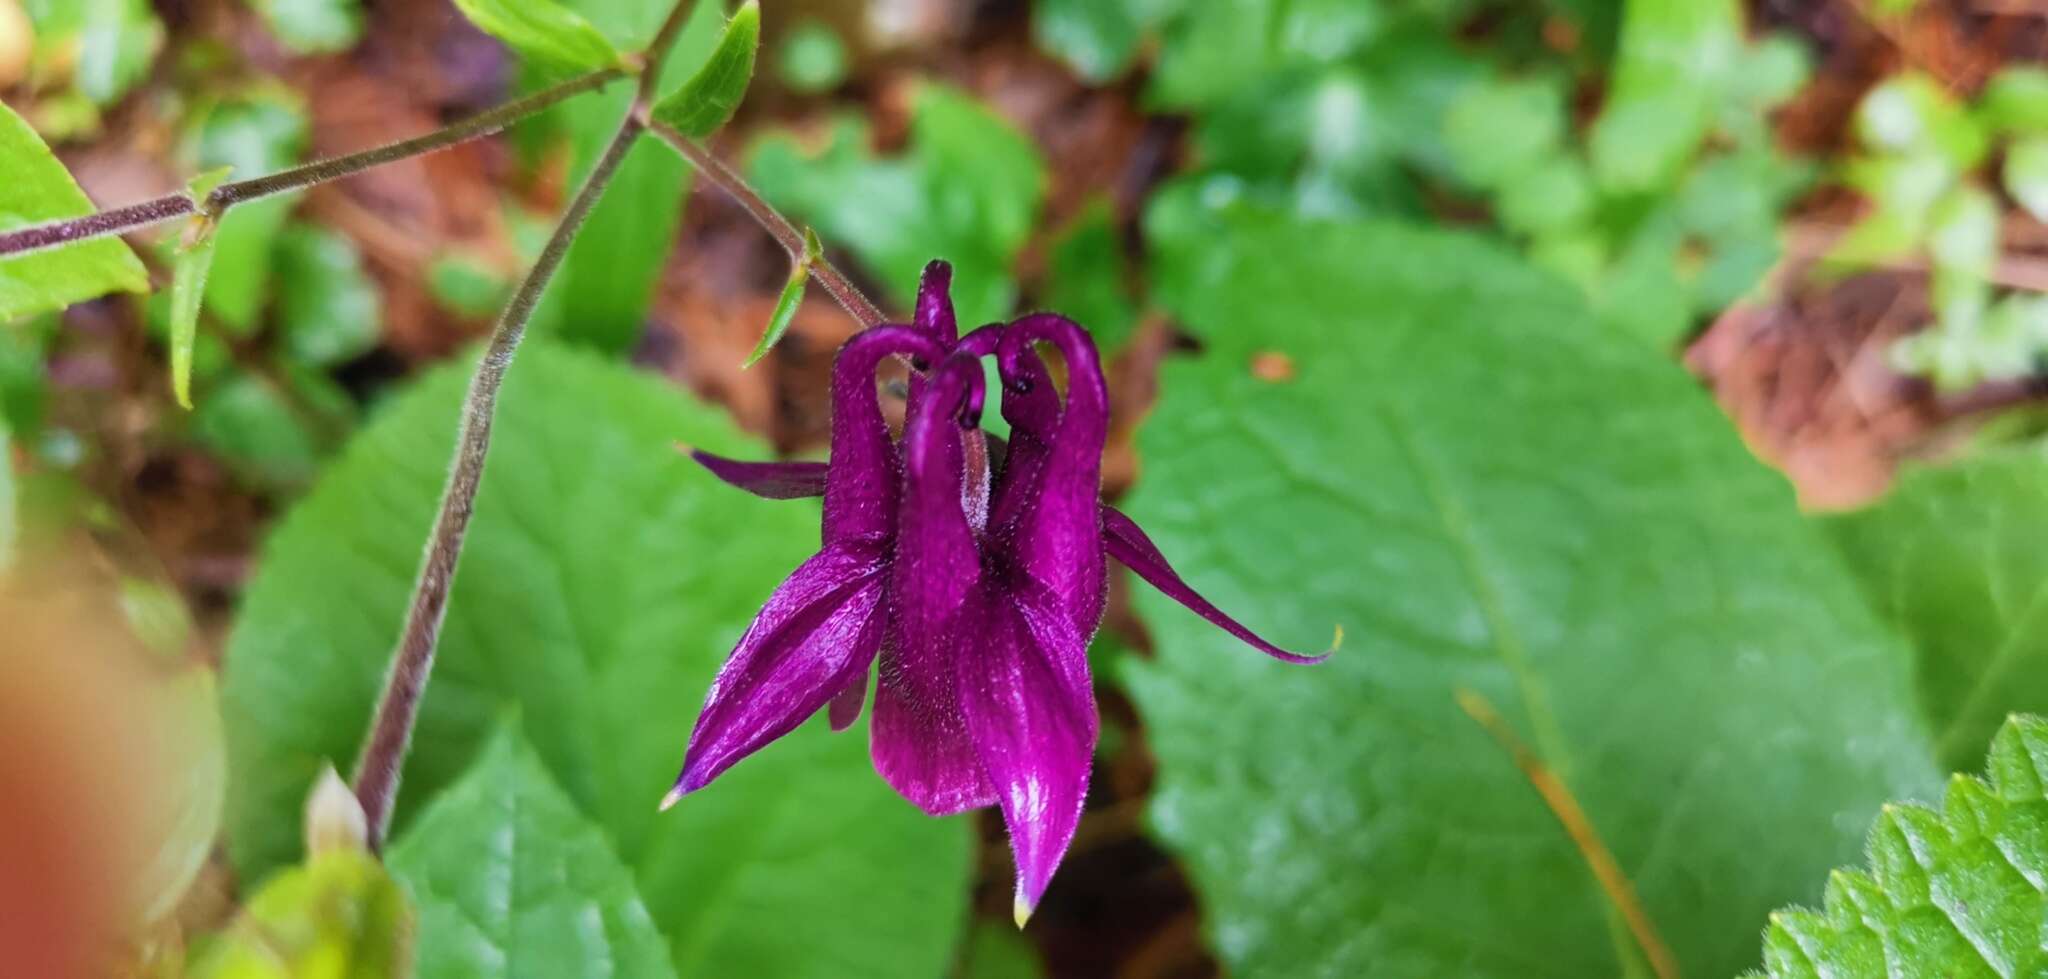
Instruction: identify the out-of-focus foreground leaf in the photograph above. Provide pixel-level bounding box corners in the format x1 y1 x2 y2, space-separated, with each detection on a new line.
1747 714 2048 978
0 564 225 973
388 722 679 979
1827 448 2048 771
220 342 970 976
0 101 149 323
1123 200 1938 977
189 851 414 979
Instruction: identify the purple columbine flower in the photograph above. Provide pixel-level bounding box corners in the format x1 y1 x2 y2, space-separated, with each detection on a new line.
670 261 1333 924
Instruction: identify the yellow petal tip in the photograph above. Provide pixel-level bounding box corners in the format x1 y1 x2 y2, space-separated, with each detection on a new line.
1012 896 1034 929
658 786 684 812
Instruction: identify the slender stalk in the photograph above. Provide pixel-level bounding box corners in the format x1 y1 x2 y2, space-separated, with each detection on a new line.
351 116 641 848
647 121 886 329
0 195 195 260
0 69 622 261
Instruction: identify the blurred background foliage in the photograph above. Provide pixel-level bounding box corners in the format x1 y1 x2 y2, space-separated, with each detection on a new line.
3 0 2048 976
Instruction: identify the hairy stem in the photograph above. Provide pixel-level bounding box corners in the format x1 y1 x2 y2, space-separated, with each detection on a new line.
0 69 621 261
351 115 641 848
647 122 885 329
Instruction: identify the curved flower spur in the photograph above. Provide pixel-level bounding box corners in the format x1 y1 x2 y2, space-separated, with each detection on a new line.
668 261 1335 924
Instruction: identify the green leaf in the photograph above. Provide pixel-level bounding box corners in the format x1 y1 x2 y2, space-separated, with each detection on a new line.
428 253 511 318
1041 198 1138 352
1982 65 2048 136
221 342 971 975
167 224 217 410
652 0 757 138
1726 34 1811 112
1443 76 1567 191
744 229 815 368
185 91 310 333
22 0 165 106
1826 448 2048 770
452 0 621 74
388 722 679 979
1147 0 1382 111
250 0 365 54
189 851 414 979
2005 136 2048 224
1855 73 1986 167
1589 0 1742 192
167 167 231 411
776 19 847 94
0 102 148 322
1032 0 1143 83
1128 204 1938 977
747 83 1047 326
274 224 380 367
1495 154 1595 236
188 369 332 488
1750 714 2048 978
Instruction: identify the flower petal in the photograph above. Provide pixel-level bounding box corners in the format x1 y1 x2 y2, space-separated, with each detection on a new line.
913 260 958 344
685 449 826 499
984 343 1060 534
825 326 947 542
878 353 1000 814
871 631 997 814
958 578 1097 922
827 670 867 731
670 536 890 797
994 315 1111 633
1101 506 1333 664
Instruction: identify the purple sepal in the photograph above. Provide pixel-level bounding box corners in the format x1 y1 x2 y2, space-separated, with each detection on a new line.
687 450 827 499
1102 506 1333 664
670 536 890 797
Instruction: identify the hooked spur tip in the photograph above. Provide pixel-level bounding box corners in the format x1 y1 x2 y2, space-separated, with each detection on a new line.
658 785 686 813
1012 895 1035 929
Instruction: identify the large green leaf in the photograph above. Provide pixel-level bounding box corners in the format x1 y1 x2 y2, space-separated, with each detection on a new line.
389 722 678 979
221 342 969 975
747 83 1046 326
0 102 148 323
1827 448 2048 771
1750 714 2048 978
1123 203 1938 977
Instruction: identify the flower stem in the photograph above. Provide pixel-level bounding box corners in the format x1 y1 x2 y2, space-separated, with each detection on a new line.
647 121 886 330
350 113 641 850
0 68 622 261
